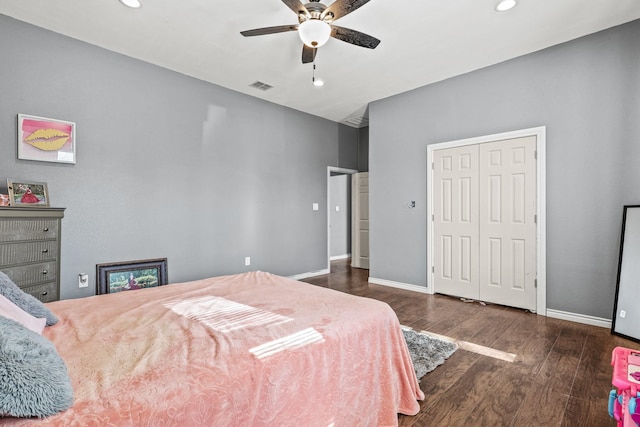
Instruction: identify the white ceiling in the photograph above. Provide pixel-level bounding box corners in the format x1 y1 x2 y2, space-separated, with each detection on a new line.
1 0 639 127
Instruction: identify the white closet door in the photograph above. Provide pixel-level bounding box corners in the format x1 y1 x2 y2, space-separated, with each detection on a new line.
478 136 537 310
433 145 479 300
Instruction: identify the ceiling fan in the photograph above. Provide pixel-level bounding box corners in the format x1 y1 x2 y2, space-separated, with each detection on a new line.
240 0 380 64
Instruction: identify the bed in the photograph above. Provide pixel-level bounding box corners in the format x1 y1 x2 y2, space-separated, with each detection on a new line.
2 271 424 426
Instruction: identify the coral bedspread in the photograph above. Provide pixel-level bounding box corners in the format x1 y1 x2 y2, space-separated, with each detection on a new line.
4 271 423 426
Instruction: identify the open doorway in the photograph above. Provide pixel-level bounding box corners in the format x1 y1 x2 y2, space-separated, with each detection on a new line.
327 167 358 272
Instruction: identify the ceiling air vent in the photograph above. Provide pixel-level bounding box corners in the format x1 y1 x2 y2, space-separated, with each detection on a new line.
343 116 369 128
249 81 274 91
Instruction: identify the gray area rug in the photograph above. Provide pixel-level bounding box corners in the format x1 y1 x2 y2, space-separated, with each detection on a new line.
402 327 458 380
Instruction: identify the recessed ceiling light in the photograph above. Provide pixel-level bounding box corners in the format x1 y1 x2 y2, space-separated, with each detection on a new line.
119 0 142 8
495 0 517 12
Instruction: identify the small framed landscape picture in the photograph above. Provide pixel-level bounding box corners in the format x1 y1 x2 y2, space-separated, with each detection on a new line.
6 179 50 207
96 258 168 295
17 114 76 164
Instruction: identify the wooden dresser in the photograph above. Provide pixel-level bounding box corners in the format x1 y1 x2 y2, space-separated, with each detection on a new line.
0 207 65 302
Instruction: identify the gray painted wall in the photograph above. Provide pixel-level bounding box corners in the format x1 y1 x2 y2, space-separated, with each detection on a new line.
369 19 640 319
0 15 359 299
329 174 351 257
358 127 369 172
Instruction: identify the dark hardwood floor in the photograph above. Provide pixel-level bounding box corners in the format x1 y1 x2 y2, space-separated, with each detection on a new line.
301 259 637 427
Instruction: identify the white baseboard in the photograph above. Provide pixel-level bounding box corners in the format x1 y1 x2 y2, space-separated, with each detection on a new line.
368 277 430 294
297 272 610 329
330 254 351 261
289 269 330 281
545 309 611 329
369 277 612 329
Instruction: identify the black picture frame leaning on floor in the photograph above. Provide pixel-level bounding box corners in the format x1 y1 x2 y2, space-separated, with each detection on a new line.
96 258 168 295
611 205 640 342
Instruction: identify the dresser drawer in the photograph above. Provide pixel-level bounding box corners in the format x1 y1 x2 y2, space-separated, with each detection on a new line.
0 219 58 242
2 262 56 287
0 207 64 303
20 281 58 303
0 241 58 266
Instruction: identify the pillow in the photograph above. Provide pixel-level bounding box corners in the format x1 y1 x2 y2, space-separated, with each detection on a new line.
0 316 74 417
0 294 46 334
0 271 58 326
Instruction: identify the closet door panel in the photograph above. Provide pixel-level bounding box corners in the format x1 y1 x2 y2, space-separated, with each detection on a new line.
478 136 537 310
433 145 479 300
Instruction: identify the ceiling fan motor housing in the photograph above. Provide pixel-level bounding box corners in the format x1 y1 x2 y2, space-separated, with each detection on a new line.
299 2 331 23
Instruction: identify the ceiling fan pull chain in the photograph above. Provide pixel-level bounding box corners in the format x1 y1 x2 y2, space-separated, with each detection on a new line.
312 62 317 85
312 61 324 87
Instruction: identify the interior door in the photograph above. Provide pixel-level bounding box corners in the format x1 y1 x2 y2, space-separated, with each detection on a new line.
433 145 480 299
351 172 369 269
478 136 537 310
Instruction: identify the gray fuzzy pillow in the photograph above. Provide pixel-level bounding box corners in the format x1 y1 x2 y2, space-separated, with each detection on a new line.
0 316 74 418
0 271 58 326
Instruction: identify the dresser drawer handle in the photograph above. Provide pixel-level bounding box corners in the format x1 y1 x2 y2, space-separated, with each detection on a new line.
42 249 49 253
41 291 48 296
42 270 48 275
43 227 49 232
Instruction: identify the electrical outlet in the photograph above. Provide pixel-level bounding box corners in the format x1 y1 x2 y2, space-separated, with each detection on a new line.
245 257 251 266
620 310 627 318
78 273 89 288
313 203 319 211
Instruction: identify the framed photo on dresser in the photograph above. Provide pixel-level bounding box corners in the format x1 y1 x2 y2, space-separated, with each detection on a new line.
6 179 50 207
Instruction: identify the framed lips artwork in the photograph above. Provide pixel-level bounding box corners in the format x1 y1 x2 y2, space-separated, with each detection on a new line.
17 114 76 164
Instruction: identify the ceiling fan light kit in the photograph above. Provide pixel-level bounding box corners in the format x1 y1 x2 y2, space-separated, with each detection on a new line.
495 0 517 12
241 0 380 64
299 20 331 48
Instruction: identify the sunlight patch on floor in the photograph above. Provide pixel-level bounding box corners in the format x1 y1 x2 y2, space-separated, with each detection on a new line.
417 329 517 363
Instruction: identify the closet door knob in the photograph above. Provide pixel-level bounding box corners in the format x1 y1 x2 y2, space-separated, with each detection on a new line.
43 227 49 232
42 249 49 253
42 270 48 275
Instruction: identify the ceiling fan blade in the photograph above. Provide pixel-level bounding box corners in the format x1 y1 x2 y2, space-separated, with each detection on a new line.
330 25 380 49
240 25 299 37
302 45 317 64
322 0 371 21
281 0 309 16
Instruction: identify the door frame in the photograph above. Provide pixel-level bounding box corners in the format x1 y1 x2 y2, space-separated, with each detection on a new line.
426 126 547 315
327 166 359 272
